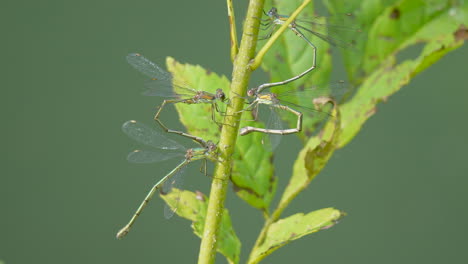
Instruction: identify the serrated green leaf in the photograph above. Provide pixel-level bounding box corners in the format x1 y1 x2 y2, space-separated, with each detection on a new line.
336 0 467 147
231 125 277 212
364 0 462 74
249 208 345 263
230 107 278 212
329 0 467 79
271 1 466 214
165 58 276 213
161 189 240 264
232 115 277 212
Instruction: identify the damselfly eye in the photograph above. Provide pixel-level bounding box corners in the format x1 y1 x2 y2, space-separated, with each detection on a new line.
268 7 277 16
206 141 217 151
247 89 256 97
216 88 226 101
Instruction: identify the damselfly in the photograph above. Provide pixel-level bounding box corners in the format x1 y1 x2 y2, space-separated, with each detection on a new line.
126 53 228 133
256 7 360 93
240 82 346 149
116 120 218 239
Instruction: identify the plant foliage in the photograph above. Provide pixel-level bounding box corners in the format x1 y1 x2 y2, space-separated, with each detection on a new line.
124 0 467 263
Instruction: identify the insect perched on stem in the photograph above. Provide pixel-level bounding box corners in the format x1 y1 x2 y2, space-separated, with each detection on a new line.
116 120 219 239
255 7 360 93
126 53 228 134
239 82 346 149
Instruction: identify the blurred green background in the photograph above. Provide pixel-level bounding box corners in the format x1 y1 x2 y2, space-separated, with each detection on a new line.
1 0 467 263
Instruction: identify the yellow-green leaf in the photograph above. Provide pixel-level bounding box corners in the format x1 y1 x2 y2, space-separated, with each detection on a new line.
161 189 240 264
249 208 345 264
336 0 467 147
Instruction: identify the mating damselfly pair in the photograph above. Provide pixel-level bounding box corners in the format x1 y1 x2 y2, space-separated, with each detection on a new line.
240 6 359 147
116 5 360 238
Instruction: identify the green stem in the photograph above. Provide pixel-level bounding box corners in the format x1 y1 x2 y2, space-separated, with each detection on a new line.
197 0 265 263
226 0 239 61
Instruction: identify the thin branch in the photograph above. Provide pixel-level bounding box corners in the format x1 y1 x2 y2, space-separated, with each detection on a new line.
197 0 266 263
227 0 239 61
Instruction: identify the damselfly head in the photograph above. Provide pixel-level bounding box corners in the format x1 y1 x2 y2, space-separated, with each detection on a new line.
206 140 217 152
267 7 278 18
185 148 194 159
216 88 226 101
247 88 257 97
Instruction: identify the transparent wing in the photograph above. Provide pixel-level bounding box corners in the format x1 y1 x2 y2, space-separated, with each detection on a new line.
265 106 283 151
127 53 202 99
294 14 362 49
143 81 197 99
278 93 337 134
278 98 332 121
277 81 351 109
141 78 175 97
127 149 184 164
161 164 186 219
126 53 172 80
126 53 177 97
122 120 186 151
266 9 361 50
278 81 353 118
296 16 359 32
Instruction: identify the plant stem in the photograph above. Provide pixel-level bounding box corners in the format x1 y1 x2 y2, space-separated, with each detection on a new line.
226 0 239 61
197 1 265 263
